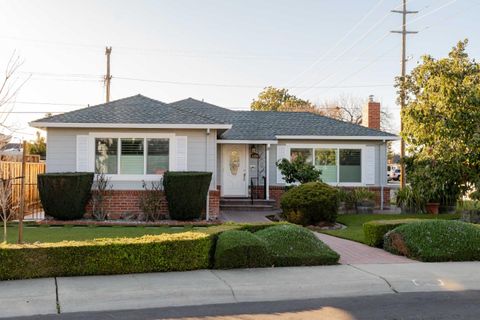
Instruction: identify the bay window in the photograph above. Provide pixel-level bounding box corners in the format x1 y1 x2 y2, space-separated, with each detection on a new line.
94 137 170 175
290 146 362 184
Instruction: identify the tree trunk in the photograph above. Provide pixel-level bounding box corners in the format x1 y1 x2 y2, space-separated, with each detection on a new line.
3 220 6 243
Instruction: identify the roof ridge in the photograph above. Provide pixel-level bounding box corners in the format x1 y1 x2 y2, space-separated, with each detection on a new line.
31 94 162 123
139 96 227 124
168 98 228 124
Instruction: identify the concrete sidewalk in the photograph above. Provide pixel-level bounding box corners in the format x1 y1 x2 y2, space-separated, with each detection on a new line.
2 262 480 318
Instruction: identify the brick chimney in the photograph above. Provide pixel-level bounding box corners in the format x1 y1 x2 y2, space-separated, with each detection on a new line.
362 95 381 130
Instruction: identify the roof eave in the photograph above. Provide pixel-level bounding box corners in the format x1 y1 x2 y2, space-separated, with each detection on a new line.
275 135 399 141
29 122 232 130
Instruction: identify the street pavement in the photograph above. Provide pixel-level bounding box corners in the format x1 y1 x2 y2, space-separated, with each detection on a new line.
2 262 480 319
6 291 480 320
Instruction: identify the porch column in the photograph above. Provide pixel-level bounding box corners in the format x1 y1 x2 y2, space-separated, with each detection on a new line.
266 143 270 200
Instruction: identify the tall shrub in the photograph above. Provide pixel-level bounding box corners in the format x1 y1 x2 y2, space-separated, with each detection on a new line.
281 182 339 226
38 172 94 220
163 171 212 220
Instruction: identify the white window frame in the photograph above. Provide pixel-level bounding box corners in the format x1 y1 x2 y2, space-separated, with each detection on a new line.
285 143 368 187
89 132 176 181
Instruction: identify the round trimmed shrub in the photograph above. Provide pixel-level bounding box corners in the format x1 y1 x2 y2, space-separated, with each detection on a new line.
214 230 271 269
256 224 339 266
280 182 339 226
38 172 94 220
384 220 480 262
163 171 212 221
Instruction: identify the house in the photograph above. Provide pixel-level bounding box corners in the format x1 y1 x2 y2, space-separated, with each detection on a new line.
30 94 397 219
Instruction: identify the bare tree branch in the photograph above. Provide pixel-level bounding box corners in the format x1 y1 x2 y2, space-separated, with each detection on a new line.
0 51 28 141
317 94 393 132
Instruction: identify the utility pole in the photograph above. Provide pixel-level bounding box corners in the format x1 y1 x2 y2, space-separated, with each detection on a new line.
104 46 112 103
391 0 417 189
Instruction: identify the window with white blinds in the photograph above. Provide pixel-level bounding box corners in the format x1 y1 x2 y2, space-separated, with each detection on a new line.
93 137 170 175
288 146 363 183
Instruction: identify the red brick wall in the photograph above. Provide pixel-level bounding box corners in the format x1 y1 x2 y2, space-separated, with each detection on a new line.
269 185 286 208
267 185 391 210
86 189 220 220
208 190 220 219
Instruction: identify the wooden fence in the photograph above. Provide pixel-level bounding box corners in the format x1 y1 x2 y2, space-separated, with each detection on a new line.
0 161 46 219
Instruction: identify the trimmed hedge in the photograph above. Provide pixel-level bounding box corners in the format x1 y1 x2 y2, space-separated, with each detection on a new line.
281 182 339 226
163 171 212 220
214 230 271 269
256 224 339 266
38 172 94 220
363 219 420 247
384 220 480 262
0 232 212 280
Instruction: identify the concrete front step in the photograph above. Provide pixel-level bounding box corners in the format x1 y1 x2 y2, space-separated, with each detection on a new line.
220 198 276 206
220 204 276 212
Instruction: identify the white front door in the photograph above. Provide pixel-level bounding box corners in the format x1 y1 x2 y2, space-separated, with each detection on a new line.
222 144 248 197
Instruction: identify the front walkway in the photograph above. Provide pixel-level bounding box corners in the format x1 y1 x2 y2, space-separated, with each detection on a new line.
316 232 414 265
220 211 271 223
220 211 414 265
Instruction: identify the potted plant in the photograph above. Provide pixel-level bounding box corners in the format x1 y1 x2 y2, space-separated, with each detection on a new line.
352 188 376 214
395 186 426 214
460 190 480 223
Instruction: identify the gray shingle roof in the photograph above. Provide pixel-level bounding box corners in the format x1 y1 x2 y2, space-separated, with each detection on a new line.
31 95 226 125
32 95 396 140
169 98 397 140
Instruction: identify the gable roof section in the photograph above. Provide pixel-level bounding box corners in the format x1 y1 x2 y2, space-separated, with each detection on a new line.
169 98 397 140
30 95 231 129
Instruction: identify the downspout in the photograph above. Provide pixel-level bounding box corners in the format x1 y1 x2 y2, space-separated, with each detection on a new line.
205 128 210 220
266 144 270 200
380 140 385 211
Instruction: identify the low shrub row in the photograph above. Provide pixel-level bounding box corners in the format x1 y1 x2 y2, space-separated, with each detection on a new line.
0 232 212 280
363 219 420 247
384 220 480 262
214 231 271 269
0 222 320 280
214 224 339 269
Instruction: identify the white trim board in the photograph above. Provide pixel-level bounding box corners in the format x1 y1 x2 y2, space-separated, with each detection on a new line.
276 135 399 141
217 140 278 145
30 122 232 130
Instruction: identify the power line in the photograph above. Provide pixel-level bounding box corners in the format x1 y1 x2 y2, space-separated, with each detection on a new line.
4 101 87 107
113 76 393 89
297 0 453 97
290 4 407 94
285 0 386 87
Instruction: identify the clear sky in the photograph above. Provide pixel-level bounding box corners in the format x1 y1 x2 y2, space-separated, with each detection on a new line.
0 0 478 143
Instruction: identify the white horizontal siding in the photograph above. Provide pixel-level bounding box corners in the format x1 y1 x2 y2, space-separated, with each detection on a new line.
45 128 217 190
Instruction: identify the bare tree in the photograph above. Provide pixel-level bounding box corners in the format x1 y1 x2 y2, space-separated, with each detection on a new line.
0 52 28 142
317 94 392 131
0 171 15 243
91 172 112 220
0 52 27 242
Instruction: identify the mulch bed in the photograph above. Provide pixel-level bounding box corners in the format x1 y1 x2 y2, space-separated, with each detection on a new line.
36 219 222 227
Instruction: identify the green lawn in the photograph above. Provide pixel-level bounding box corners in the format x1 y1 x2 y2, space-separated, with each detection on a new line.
2 224 235 244
320 213 460 243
